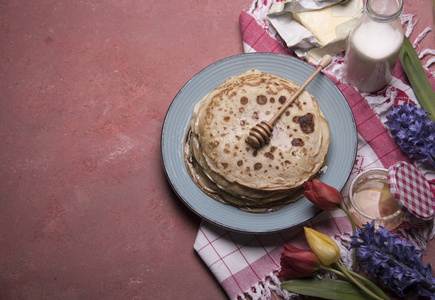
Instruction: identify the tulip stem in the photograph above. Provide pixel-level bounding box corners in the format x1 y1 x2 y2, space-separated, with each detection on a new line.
339 203 358 269
334 263 390 300
319 265 345 277
342 267 391 300
339 204 356 234
321 264 390 300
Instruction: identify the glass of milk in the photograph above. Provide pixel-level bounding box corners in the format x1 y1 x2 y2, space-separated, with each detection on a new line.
344 0 404 93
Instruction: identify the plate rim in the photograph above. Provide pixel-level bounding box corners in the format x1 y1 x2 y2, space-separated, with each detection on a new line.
161 52 357 233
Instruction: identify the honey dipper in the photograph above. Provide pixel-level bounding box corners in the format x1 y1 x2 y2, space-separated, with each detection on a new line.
246 55 332 149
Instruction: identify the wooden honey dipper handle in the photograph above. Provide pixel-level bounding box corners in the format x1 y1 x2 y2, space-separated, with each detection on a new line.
269 55 332 125
246 55 332 149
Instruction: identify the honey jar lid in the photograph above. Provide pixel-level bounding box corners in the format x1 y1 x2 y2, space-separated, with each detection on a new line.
388 161 435 221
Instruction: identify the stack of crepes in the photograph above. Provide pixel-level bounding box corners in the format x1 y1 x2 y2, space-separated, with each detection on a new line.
193 0 435 300
186 69 330 213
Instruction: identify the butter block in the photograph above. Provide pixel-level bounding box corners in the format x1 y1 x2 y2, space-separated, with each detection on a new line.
292 0 363 46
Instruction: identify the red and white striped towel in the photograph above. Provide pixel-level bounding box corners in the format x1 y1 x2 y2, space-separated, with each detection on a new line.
194 1 435 299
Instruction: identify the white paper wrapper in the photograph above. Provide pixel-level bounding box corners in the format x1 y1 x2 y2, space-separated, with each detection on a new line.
268 13 321 49
269 0 349 13
268 0 363 62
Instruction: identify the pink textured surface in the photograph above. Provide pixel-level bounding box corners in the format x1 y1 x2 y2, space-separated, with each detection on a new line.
0 0 434 299
0 1 251 299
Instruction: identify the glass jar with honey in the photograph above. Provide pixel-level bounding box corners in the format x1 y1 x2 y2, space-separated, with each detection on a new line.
349 162 435 230
349 168 405 229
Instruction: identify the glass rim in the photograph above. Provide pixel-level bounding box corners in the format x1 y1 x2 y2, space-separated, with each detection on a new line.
365 0 403 23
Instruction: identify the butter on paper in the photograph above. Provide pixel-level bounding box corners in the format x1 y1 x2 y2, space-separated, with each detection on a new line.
268 0 363 62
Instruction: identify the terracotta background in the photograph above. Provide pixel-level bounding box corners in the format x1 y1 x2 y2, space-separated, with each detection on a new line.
1 1 434 299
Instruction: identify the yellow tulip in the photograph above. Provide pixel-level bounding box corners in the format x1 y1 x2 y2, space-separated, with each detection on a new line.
304 227 340 266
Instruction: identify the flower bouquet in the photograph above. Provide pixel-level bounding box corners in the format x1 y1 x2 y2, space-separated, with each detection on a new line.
279 179 435 299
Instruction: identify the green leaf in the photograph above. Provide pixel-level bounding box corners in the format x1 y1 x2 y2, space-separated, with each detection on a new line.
399 36 435 121
281 278 369 300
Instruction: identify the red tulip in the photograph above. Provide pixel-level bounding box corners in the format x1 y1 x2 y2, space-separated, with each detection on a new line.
303 179 342 211
278 244 319 280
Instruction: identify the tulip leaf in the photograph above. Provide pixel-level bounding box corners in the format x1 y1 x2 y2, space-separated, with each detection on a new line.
399 36 435 121
281 278 369 300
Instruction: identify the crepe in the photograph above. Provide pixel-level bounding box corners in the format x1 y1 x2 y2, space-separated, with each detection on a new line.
185 69 330 212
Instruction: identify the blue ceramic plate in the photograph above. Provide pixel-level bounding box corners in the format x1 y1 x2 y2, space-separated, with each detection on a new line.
161 53 357 233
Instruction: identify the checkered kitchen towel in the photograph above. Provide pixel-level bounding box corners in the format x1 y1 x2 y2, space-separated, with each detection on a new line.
194 1 435 299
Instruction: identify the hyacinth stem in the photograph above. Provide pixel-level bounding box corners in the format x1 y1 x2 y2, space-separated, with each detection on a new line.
334 263 390 300
339 203 358 268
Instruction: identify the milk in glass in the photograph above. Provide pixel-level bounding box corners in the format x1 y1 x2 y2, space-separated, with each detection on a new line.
344 0 404 93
